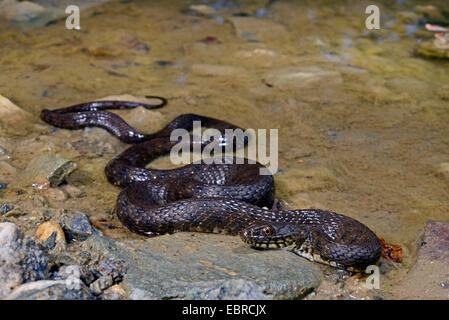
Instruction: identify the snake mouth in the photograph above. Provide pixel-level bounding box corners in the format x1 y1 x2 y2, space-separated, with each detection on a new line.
249 238 294 249
239 224 295 249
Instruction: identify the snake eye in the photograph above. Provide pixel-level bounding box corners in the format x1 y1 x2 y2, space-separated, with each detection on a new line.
262 226 274 236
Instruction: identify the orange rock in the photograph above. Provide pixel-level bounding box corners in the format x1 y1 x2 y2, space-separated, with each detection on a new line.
35 221 66 243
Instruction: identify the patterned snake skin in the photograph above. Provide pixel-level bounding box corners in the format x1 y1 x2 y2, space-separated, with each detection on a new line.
40 97 382 271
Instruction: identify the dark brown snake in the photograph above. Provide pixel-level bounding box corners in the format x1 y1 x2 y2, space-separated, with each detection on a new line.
40 97 382 271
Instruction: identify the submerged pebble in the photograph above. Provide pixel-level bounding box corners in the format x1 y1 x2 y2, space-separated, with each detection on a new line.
20 154 77 188
154 60 174 67
97 258 127 282
0 204 12 215
45 187 68 202
62 213 94 241
188 4 215 17
102 284 127 300
90 275 114 295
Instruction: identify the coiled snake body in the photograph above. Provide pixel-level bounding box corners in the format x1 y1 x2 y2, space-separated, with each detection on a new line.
40 97 381 271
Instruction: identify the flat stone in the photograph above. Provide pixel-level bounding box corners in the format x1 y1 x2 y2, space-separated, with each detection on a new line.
396 11 419 24
0 222 51 298
84 232 322 300
416 36 449 59
20 154 77 187
0 248 23 298
0 161 17 182
4 280 93 300
435 162 449 180
45 187 68 202
0 94 32 125
0 222 20 246
191 64 245 77
61 184 84 198
392 220 449 299
188 4 215 16
0 0 53 30
228 16 289 41
0 0 110 30
263 67 342 89
0 224 22 298
415 5 445 20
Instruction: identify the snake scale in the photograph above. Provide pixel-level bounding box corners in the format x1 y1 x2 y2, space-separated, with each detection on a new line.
40 97 382 271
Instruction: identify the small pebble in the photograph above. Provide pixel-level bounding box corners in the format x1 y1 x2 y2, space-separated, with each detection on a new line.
98 258 127 281
255 8 268 17
154 60 173 67
0 182 7 189
33 196 47 207
61 184 84 198
90 275 114 295
62 213 93 241
198 36 221 44
35 221 66 243
102 284 127 300
76 251 92 265
80 267 97 286
0 204 12 215
214 16 225 24
46 188 68 202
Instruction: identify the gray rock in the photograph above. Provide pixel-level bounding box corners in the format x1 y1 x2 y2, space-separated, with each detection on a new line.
4 280 93 300
183 279 268 300
0 222 50 298
0 0 110 31
19 237 51 282
1 204 13 215
53 264 96 287
0 222 20 246
62 212 94 241
90 275 114 295
0 1 53 30
84 232 322 300
20 154 77 187
97 258 127 281
0 223 22 298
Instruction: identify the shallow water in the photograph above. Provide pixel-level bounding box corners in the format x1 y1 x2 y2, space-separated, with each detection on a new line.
0 0 448 299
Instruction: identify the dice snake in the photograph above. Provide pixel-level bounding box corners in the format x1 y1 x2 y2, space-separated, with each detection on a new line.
40 97 382 271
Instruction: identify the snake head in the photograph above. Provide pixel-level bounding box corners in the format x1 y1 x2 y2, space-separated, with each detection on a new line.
239 223 296 249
